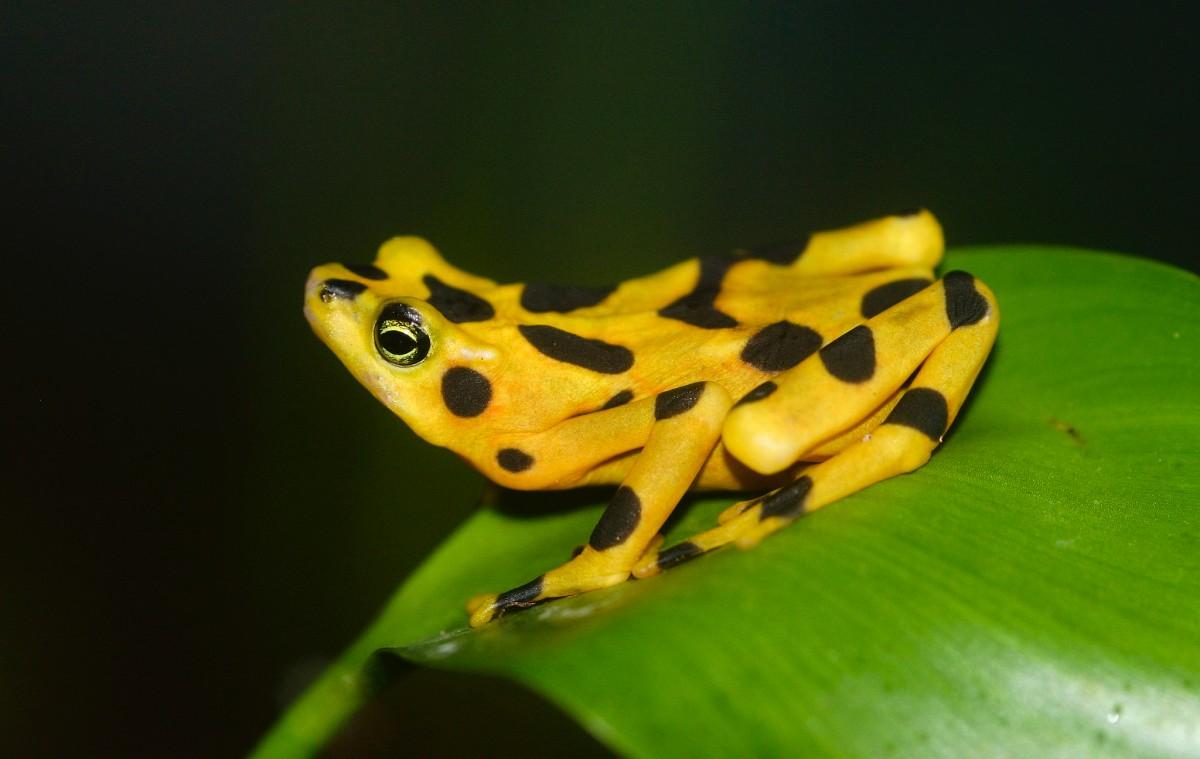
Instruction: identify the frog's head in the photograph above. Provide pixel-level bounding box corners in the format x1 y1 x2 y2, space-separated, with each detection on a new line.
304 236 501 443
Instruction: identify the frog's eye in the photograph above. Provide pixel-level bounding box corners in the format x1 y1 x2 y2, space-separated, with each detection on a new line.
375 303 431 367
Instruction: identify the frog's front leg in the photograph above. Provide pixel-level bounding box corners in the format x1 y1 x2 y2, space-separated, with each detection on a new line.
636 271 999 576
468 381 733 627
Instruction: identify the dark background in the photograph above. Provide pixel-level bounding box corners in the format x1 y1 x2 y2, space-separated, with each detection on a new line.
6 3 1196 756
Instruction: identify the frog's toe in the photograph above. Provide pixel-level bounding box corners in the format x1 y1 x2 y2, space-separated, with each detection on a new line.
632 539 707 578
465 592 494 615
467 600 500 628
718 495 764 524
467 576 548 628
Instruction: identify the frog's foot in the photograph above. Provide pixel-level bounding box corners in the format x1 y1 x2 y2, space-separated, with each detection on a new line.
467 554 632 628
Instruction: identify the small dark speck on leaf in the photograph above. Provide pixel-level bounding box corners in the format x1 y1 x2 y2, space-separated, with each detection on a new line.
1049 418 1086 445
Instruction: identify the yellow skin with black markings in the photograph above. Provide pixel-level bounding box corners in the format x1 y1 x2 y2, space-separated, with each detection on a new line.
303 210 999 627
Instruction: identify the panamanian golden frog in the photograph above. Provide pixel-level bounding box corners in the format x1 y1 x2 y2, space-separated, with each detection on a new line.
304 210 998 627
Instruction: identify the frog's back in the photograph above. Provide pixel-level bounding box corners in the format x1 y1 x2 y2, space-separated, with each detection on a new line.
304 209 945 433
442 210 944 405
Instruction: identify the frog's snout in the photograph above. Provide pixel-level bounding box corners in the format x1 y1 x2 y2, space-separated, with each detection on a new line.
303 266 372 344
306 265 368 312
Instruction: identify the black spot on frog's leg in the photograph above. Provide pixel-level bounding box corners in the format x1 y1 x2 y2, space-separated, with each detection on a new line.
441 367 492 417
318 279 368 303
601 389 635 409
658 256 739 329
655 382 706 420
861 278 933 318
497 448 534 473
422 274 495 323
343 263 388 280
735 381 777 406
521 282 616 313
819 325 876 383
740 321 823 372
740 235 811 265
943 271 988 329
493 575 546 618
518 324 634 374
759 476 813 521
589 486 642 550
884 387 949 441
655 541 705 570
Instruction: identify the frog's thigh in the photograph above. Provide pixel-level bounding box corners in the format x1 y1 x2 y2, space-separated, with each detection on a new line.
724 271 996 475
635 276 999 577
787 209 944 276
468 382 734 627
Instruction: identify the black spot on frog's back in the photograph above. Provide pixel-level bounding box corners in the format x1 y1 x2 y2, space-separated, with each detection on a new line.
423 274 495 323
658 256 738 329
521 282 616 313
518 324 634 374
342 263 388 280
740 321 822 372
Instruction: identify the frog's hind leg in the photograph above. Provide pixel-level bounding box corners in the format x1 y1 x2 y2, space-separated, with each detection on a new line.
468 382 734 627
724 271 996 475
635 272 999 577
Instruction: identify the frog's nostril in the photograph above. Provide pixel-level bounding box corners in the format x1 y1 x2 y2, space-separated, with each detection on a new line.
318 278 368 303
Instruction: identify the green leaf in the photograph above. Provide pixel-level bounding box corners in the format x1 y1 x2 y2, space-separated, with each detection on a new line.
254 247 1200 758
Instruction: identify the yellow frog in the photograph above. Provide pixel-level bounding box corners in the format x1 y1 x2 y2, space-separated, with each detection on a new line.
304 210 998 627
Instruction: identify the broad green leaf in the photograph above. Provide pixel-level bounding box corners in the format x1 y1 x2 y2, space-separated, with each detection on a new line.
254 247 1199 758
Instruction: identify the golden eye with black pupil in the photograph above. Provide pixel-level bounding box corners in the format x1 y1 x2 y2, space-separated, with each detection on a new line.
375 303 431 366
